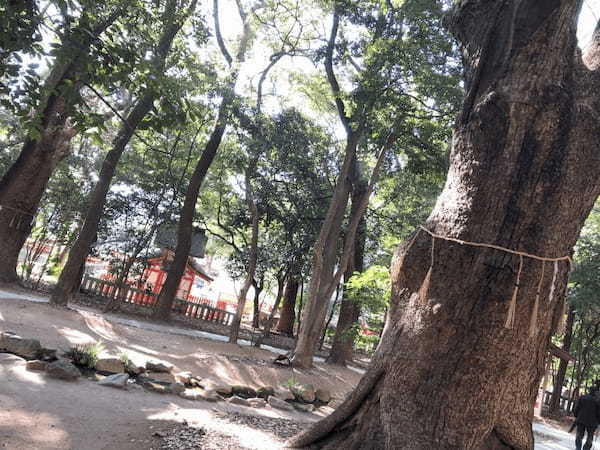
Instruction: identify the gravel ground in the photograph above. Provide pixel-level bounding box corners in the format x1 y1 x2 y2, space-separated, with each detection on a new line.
155 412 305 450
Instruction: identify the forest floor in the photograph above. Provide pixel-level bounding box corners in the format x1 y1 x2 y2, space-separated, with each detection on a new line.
0 288 361 449
0 287 587 449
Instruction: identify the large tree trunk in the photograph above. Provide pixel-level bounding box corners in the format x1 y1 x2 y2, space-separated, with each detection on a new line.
49 0 191 307
276 275 299 336
289 2 600 449
328 159 368 365
548 306 575 415
0 10 119 283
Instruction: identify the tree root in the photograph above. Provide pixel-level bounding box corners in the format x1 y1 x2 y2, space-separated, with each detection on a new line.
286 364 385 448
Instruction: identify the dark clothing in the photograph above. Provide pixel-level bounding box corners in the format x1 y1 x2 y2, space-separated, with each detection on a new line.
574 394 600 450
576 423 596 450
574 394 600 428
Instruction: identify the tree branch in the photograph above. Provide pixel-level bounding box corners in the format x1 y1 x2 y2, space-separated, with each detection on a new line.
325 6 351 134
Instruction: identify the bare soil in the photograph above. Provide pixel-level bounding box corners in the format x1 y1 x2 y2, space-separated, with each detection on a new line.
0 293 362 449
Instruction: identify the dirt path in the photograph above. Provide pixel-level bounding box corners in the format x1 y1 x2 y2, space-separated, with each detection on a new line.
0 293 361 449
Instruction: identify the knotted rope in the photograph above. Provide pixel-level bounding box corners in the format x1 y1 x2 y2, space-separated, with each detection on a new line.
404 226 571 336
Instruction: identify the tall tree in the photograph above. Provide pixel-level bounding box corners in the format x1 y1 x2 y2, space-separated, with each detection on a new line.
292 0 460 368
289 2 600 448
327 159 367 365
49 0 199 306
151 0 255 319
0 2 123 282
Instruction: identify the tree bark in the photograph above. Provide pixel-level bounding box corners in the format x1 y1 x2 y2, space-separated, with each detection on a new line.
276 275 299 336
548 305 575 415
320 283 341 350
288 2 600 449
251 277 264 329
0 9 120 283
49 0 193 307
328 159 368 365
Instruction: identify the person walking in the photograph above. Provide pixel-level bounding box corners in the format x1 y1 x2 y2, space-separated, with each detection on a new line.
574 387 600 450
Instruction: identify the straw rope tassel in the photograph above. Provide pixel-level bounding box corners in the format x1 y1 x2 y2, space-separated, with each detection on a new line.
557 260 571 335
547 261 559 304
505 255 523 329
396 229 420 270
418 235 435 305
529 261 545 337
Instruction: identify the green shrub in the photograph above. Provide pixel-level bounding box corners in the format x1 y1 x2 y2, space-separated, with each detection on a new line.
118 351 131 367
64 342 104 369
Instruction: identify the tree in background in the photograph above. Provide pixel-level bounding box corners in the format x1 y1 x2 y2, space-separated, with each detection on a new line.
292 0 461 368
0 1 126 282
49 0 201 307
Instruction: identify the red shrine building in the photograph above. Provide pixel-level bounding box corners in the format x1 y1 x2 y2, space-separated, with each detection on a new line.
140 249 213 301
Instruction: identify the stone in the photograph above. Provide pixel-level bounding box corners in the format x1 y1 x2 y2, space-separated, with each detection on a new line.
142 380 170 394
227 395 250 407
95 357 125 373
39 348 57 361
0 332 41 358
231 385 257 399
248 398 267 408
268 396 294 411
26 360 47 371
0 353 26 365
293 384 316 403
189 377 203 388
202 379 232 395
256 386 275 399
197 389 221 402
46 360 81 380
274 387 294 401
315 388 331 403
146 360 173 373
98 373 130 389
142 372 176 384
125 361 145 375
179 389 199 401
174 371 193 385
170 382 186 394
294 403 315 413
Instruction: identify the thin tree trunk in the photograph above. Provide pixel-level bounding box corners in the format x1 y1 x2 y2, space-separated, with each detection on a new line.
289 3 600 448
276 275 300 336
50 0 192 307
254 272 286 347
0 9 120 283
290 133 356 367
152 0 252 320
296 277 304 334
328 159 368 365
548 306 575 415
228 165 259 343
252 277 264 329
320 283 341 350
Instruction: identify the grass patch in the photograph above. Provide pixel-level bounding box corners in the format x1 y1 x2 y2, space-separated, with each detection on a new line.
64 342 104 369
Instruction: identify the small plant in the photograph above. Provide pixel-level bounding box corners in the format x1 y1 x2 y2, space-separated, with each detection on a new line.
286 376 303 393
118 351 131 367
64 342 104 369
